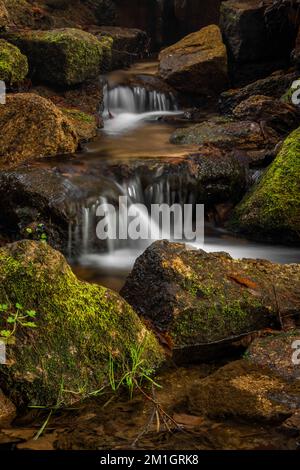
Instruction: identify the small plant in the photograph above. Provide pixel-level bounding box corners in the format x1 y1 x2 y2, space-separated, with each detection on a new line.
0 303 38 339
109 341 161 399
25 223 48 243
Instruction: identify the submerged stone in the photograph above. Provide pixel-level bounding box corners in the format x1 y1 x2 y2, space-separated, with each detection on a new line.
0 240 164 407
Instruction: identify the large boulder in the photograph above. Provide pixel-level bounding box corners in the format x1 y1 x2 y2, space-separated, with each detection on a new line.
159 25 228 95
3 28 112 86
220 0 296 84
0 93 78 165
188 359 300 422
121 240 300 362
219 71 298 114
230 127 300 244
0 39 28 85
170 117 278 152
0 240 163 407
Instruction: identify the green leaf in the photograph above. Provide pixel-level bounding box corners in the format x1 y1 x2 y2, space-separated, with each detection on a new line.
0 304 8 312
0 330 11 337
15 303 23 310
7 317 16 324
40 233 47 240
26 310 37 318
26 228 33 234
22 322 37 328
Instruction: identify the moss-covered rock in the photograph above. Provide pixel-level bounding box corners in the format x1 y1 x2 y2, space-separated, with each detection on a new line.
170 117 278 150
121 240 300 363
159 25 228 95
0 93 78 164
0 39 28 85
3 28 113 86
60 108 97 141
230 127 300 244
0 240 164 407
188 359 300 422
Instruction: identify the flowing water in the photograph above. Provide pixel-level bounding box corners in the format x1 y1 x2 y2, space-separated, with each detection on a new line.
69 71 299 289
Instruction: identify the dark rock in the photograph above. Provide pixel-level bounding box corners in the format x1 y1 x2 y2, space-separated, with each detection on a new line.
232 95 300 135
159 25 228 95
92 26 149 69
247 331 300 382
121 240 300 363
220 0 296 85
170 117 279 156
219 71 298 114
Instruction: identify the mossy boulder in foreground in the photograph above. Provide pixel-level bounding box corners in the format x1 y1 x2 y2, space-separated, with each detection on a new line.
121 241 300 363
0 241 163 407
0 39 28 85
3 28 112 86
230 127 300 244
0 93 78 164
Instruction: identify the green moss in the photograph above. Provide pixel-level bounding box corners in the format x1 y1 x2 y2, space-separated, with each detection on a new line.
0 241 163 407
230 127 300 243
61 108 94 123
4 28 113 86
0 39 28 84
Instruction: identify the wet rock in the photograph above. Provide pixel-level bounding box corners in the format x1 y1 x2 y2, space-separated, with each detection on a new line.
232 95 300 135
0 240 164 407
159 25 228 95
220 0 296 85
0 39 28 85
219 71 298 114
92 26 149 69
3 0 53 29
0 389 16 426
60 108 97 141
247 331 300 382
105 146 248 206
230 126 300 244
3 28 112 86
121 240 300 363
188 359 300 422
170 117 278 152
0 93 78 165
280 410 300 437
0 1 9 30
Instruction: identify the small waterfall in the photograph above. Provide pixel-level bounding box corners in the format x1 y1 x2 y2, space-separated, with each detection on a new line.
102 84 181 135
103 84 178 115
68 174 201 260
